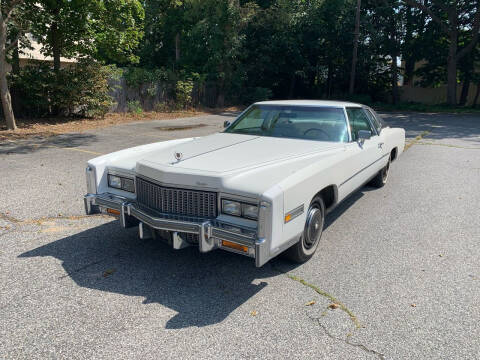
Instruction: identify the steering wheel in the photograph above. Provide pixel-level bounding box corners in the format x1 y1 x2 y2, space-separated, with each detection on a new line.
303 128 331 140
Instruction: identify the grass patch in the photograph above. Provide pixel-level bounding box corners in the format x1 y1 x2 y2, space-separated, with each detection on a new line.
404 131 430 151
287 274 361 329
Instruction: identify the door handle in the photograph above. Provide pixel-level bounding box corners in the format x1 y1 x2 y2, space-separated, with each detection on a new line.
378 142 384 149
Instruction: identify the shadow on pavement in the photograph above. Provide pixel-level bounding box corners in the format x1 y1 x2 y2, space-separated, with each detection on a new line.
19 220 298 329
18 185 368 329
381 112 480 143
0 133 97 155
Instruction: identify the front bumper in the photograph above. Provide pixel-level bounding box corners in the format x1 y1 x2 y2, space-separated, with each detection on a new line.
84 193 270 267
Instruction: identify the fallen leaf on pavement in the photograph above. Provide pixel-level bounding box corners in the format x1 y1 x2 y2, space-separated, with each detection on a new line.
305 301 316 306
103 268 116 278
328 303 340 310
250 310 258 316
411 304 416 307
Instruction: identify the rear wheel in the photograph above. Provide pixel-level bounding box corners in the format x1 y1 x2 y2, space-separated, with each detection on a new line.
285 196 325 263
369 156 391 188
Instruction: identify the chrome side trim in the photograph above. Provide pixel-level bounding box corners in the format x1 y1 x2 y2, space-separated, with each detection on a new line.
285 204 304 223
339 153 390 187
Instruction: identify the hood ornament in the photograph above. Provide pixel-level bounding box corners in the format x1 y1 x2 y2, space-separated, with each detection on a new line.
174 151 183 161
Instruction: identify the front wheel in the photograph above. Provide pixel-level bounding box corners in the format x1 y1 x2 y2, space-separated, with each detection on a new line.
285 196 325 264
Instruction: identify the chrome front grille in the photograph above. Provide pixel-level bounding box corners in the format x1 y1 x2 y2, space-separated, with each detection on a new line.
136 177 217 219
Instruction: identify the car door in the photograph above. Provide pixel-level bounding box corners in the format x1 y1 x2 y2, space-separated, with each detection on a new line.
364 107 388 159
339 107 384 199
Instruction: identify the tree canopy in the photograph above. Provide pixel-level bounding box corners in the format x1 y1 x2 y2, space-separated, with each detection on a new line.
2 0 480 129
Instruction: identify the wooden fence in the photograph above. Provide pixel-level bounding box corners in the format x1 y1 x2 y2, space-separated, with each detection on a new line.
108 78 218 112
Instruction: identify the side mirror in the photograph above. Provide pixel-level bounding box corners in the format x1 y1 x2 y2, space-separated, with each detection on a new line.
357 130 372 141
224 120 231 128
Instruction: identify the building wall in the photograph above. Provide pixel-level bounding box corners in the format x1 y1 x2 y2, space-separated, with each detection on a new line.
400 83 478 105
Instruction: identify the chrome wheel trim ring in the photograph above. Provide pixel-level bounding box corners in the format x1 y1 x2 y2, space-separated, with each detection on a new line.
303 207 323 250
382 159 391 183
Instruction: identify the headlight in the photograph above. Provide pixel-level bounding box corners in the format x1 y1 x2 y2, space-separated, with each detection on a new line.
221 198 258 220
242 204 259 220
108 174 135 193
108 175 122 189
222 199 242 216
122 178 135 193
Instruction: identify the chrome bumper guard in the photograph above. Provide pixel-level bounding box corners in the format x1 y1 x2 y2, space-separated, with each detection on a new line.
84 193 270 267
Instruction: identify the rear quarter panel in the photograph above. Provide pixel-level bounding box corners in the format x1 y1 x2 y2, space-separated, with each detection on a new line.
383 127 406 157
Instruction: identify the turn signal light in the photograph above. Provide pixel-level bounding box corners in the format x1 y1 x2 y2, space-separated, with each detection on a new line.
285 214 292 223
107 208 121 216
222 240 248 253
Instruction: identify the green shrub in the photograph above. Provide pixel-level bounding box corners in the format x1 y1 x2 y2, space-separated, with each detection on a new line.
11 59 115 118
153 102 172 112
127 100 143 114
124 67 170 87
175 80 194 109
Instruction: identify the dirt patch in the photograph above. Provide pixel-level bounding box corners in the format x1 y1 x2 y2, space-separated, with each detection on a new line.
0 106 244 142
0 111 208 141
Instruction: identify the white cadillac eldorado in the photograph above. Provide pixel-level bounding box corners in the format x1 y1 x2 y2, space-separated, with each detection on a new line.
84 100 405 267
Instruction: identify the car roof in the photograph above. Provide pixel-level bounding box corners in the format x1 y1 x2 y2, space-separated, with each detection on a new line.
254 99 363 108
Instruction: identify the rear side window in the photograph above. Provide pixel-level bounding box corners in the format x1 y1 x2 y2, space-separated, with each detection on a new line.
346 108 375 141
365 108 382 134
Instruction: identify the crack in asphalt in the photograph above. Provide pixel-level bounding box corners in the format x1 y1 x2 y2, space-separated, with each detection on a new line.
286 272 361 329
268 263 386 357
308 314 386 360
270 262 360 327
0 212 21 223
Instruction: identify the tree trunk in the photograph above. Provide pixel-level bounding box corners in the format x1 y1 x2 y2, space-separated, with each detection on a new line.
391 52 399 104
0 21 16 130
349 0 361 95
51 2 62 74
51 21 61 73
12 38 20 74
389 7 399 105
288 73 296 98
446 52 457 105
175 33 180 62
472 82 480 108
459 76 471 106
11 38 20 116
403 5 415 86
326 63 333 98
446 11 458 106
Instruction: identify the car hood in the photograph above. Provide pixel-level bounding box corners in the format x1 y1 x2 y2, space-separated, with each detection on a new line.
134 133 345 197
137 133 342 173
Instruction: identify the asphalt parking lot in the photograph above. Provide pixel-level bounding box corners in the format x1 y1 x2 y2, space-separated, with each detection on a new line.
1 111 479 359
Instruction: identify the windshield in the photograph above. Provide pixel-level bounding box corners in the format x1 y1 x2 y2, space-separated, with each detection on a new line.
225 105 349 142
